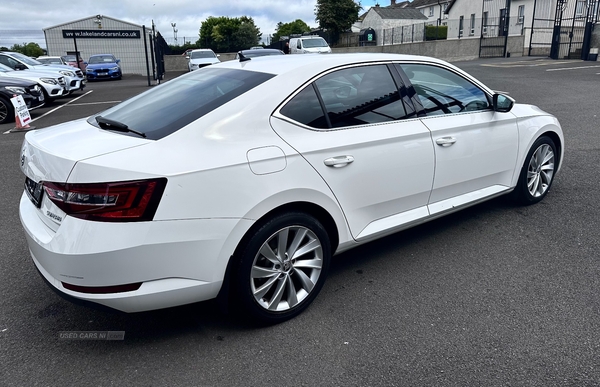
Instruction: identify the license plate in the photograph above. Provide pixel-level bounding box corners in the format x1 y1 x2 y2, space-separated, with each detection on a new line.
25 177 43 208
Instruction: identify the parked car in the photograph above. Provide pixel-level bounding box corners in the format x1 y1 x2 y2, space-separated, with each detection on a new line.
235 49 284 60
61 55 87 71
187 49 220 71
85 54 122 81
0 77 45 124
289 36 331 54
19 53 563 324
0 64 67 101
0 51 85 94
36 56 68 66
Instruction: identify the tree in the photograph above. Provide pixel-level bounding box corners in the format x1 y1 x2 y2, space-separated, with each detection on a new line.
10 43 45 57
198 16 261 52
315 0 362 45
272 19 312 42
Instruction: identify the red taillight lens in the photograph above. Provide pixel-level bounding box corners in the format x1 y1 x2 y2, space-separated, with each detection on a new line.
43 178 167 222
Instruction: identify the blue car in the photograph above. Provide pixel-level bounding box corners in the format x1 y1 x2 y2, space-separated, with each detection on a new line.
86 54 122 81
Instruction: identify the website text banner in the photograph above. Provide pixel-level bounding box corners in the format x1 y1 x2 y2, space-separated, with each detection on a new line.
62 30 141 39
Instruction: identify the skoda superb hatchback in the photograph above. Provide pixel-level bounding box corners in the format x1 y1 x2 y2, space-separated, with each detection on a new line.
19 54 564 323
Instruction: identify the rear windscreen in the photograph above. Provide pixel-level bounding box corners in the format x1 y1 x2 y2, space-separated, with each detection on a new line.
87 68 274 140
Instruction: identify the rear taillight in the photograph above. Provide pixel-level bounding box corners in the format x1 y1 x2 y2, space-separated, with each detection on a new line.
43 178 167 222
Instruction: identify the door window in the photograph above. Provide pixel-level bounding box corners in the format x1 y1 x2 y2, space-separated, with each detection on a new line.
280 64 415 129
397 64 490 116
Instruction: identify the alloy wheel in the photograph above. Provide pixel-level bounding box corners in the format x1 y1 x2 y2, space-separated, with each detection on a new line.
526 143 555 198
250 225 324 312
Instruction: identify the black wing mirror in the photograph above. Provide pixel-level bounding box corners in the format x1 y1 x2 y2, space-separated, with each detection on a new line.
493 93 515 113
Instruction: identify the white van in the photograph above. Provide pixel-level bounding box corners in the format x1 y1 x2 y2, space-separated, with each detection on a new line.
289 36 331 54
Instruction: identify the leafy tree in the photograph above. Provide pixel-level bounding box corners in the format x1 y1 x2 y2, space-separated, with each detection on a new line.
272 19 312 42
0 46 9 51
10 42 45 57
315 0 362 44
198 16 261 52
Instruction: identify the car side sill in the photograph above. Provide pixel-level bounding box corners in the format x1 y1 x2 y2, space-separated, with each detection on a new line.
355 185 512 243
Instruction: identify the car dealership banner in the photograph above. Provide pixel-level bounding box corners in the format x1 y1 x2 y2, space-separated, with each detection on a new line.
62 30 141 39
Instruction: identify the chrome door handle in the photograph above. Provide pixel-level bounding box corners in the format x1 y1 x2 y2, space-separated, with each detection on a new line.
324 155 354 168
435 137 457 147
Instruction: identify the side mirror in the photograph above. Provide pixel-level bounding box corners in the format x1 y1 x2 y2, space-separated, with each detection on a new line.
116 59 121 64
15 64 27 70
493 93 514 113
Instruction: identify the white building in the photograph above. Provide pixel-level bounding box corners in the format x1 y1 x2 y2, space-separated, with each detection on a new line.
43 15 155 75
407 0 451 25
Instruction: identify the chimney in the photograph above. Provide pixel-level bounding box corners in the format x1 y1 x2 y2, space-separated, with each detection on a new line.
391 0 396 4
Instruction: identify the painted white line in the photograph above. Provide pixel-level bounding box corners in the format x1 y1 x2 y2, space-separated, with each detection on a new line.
4 90 94 134
67 101 121 107
546 65 600 71
29 90 94 123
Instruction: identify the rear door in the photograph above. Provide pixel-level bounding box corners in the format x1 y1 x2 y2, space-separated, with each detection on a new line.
271 63 435 241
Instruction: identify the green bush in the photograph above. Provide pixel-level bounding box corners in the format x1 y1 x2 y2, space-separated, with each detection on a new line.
425 25 447 41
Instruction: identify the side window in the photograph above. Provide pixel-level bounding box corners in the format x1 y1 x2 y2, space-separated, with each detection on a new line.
279 84 328 129
280 64 415 129
0 56 12 68
397 64 490 116
315 65 410 128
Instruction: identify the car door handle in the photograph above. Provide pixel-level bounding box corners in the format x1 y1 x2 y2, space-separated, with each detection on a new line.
324 155 355 168
435 137 457 147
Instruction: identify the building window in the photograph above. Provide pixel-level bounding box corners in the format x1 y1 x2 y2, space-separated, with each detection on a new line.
517 5 525 24
470 14 476 35
482 11 488 35
575 0 586 16
459 15 464 37
429 6 434 17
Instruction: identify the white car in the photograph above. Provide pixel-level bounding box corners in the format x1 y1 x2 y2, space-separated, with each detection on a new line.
0 63 67 100
19 54 563 323
187 49 220 71
0 51 85 94
289 36 332 54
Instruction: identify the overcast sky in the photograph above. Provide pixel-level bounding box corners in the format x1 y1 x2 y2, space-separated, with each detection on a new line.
0 0 377 48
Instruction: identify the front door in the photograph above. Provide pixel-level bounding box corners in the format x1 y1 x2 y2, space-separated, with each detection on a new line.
396 63 518 215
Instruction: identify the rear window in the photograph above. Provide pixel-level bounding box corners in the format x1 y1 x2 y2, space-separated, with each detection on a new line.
88 68 274 140
190 51 216 59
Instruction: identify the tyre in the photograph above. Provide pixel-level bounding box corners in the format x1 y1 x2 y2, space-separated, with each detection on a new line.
512 136 557 205
0 96 14 124
233 212 331 324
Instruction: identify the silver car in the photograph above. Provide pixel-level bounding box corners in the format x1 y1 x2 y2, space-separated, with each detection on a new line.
0 52 85 94
0 64 67 100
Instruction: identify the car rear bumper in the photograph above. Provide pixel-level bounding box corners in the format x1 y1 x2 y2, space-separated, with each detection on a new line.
19 192 237 312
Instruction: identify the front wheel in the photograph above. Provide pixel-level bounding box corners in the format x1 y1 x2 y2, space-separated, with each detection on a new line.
233 212 331 324
0 96 14 124
512 136 557 205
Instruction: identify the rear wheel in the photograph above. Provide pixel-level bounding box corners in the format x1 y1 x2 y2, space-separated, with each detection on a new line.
512 136 557 205
0 96 14 124
233 212 331 324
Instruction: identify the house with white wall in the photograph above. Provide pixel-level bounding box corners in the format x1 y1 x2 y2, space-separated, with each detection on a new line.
406 0 451 25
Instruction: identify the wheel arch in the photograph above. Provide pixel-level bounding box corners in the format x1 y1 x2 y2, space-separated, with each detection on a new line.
216 200 342 313
539 130 563 170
